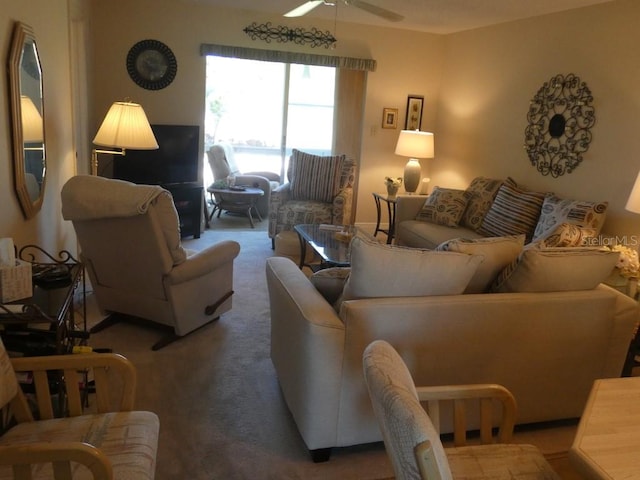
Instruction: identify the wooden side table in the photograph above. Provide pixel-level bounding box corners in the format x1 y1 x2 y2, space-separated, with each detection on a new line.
372 193 398 244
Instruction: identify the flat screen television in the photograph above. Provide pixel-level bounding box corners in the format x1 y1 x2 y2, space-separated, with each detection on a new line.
113 124 199 186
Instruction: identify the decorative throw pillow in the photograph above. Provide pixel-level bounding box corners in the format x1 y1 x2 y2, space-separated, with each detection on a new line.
531 194 608 242
310 267 351 305
340 237 483 302
415 187 470 227
536 222 598 248
289 149 346 203
436 234 525 293
460 177 504 231
478 177 546 243
491 246 619 293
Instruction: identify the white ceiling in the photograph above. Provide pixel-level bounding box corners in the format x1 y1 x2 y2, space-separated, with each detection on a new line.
186 0 614 34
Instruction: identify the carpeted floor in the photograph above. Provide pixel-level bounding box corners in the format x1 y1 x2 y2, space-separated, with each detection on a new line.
83 214 602 479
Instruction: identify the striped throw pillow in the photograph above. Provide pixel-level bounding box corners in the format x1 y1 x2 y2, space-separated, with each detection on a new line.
531 194 608 242
478 178 546 243
289 149 346 203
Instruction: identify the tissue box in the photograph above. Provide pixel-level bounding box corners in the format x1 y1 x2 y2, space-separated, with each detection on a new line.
0 260 33 303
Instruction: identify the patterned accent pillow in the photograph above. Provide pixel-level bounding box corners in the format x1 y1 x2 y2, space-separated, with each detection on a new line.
415 187 471 227
531 194 608 242
536 222 598 248
289 149 346 203
491 246 619 293
436 234 525 293
478 178 546 243
461 177 504 231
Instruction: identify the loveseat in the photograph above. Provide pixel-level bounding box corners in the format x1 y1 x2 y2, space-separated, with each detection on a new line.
266 236 639 461
396 176 608 249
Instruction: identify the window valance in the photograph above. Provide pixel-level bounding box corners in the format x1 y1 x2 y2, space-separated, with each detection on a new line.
200 43 376 72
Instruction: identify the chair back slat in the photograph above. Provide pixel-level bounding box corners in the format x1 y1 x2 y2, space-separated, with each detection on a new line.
63 368 83 417
33 370 54 420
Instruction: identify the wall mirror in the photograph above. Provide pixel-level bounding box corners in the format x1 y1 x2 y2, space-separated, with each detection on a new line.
8 22 46 219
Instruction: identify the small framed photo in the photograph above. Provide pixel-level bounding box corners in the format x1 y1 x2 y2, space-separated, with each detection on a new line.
405 95 424 130
382 108 398 129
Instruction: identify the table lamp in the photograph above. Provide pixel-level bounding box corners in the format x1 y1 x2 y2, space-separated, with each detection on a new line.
626 170 640 214
91 101 158 176
394 130 434 193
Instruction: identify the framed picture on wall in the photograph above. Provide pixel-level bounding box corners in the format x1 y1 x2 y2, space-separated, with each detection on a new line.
405 95 424 130
382 108 398 129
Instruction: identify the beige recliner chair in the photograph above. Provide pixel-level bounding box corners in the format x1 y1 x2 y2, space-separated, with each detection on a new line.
61 175 240 350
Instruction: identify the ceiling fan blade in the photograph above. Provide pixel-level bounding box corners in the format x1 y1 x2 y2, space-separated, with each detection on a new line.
347 0 404 22
284 1 324 17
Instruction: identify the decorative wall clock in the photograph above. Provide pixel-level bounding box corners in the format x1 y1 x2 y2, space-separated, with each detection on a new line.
126 39 177 90
524 73 595 177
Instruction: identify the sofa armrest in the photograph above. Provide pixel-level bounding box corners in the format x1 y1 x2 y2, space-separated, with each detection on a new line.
168 240 240 284
332 186 354 225
243 171 281 183
266 257 346 449
396 195 428 223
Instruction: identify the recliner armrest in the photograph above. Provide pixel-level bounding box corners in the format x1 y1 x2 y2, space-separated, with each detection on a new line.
243 171 281 183
168 240 240 284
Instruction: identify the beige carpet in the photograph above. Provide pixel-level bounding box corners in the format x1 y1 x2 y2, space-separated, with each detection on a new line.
82 215 621 479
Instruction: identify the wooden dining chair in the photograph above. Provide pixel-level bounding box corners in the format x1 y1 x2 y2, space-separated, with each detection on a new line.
363 340 560 480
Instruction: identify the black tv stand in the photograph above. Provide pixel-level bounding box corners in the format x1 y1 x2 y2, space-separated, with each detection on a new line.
163 183 202 239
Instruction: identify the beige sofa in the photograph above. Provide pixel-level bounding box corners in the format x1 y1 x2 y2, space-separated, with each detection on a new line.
266 255 638 461
395 177 609 249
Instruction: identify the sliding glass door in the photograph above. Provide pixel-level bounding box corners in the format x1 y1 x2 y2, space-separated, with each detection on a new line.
204 56 335 185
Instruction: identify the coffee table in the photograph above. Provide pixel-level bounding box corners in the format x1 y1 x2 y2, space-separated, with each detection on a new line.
293 224 364 270
207 186 264 228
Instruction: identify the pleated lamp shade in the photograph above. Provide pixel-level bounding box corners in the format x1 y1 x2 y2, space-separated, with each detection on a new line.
93 101 158 150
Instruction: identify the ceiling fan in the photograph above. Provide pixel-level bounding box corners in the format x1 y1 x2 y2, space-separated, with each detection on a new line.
284 0 404 23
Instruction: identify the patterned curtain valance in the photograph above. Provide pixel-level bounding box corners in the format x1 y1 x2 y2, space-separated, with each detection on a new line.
200 43 376 72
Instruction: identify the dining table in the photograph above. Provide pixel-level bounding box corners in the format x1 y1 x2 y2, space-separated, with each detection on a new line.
569 376 640 479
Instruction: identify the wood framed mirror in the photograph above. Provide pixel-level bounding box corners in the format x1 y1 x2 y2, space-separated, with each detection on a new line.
8 22 46 219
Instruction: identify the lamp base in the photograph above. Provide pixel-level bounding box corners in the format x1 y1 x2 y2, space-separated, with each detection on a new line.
403 158 421 193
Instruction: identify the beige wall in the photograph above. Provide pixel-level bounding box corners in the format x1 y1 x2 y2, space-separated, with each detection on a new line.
434 0 640 238
0 0 77 254
86 0 444 226
2 0 639 251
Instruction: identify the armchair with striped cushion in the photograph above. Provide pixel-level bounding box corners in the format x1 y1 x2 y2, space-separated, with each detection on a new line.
268 149 357 247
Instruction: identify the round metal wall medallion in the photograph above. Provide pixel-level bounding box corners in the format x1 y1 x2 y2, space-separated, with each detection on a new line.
524 73 595 177
126 39 177 90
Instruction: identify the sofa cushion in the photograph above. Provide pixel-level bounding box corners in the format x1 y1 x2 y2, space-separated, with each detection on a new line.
289 149 346 203
310 267 351 305
491 246 619 293
531 194 608 242
478 177 546 243
461 177 504 231
396 221 484 250
415 187 470 227
436 234 525 293
536 222 598 248
340 237 483 301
